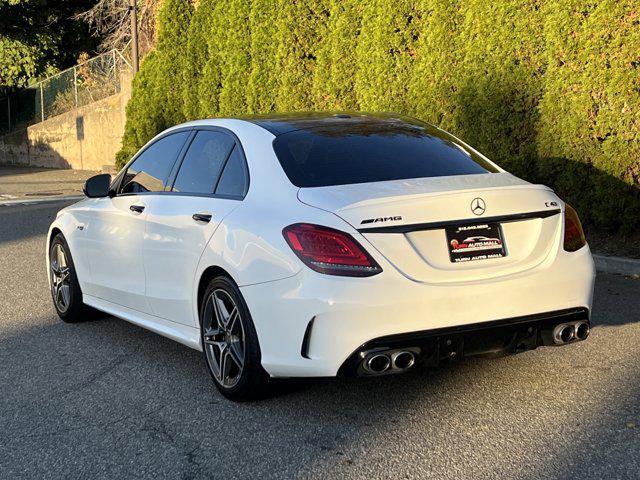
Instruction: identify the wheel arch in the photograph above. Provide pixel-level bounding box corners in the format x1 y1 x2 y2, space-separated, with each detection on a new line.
46 226 64 286
196 265 238 325
49 226 63 247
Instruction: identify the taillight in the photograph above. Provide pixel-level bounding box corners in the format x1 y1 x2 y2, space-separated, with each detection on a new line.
563 204 587 252
283 223 382 277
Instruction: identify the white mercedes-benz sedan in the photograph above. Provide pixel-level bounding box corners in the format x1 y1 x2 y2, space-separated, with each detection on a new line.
47 113 595 400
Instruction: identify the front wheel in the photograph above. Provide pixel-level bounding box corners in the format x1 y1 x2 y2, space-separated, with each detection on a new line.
49 234 86 322
200 276 270 401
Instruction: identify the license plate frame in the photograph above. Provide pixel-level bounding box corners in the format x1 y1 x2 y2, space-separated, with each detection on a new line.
445 222 506 263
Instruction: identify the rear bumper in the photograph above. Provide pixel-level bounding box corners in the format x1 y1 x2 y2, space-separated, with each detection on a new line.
241 245 595 378
337 307 590 376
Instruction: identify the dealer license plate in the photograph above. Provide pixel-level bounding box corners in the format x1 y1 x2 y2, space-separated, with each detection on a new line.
445 223 506 263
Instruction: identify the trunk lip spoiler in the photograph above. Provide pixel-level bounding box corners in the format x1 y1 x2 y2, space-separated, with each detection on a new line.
358 209 562 234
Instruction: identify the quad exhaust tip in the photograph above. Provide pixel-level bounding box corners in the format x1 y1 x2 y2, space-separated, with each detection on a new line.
366 353 391 373
363 350 417 375
392 351 415 370
553 321 590 345
558 325 574 343
575 321 590 340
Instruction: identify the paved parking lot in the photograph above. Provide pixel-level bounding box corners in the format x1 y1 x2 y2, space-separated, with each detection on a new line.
1 199 639 479
0 167 96 201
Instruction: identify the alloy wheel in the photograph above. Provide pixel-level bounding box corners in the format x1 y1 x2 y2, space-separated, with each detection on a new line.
50 244 71 313
202 289 246 388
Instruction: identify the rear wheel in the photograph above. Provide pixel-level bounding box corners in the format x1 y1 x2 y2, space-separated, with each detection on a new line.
200 276 270 401
49 234 86 323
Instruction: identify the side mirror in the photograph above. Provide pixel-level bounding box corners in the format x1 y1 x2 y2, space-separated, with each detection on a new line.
83 174 112 198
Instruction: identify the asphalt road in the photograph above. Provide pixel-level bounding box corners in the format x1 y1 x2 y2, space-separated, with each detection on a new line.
1 200 639 479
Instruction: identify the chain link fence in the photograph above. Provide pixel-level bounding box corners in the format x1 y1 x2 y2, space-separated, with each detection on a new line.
0 49 132 135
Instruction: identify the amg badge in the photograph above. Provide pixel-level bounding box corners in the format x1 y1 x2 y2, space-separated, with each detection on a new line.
360 216 402 225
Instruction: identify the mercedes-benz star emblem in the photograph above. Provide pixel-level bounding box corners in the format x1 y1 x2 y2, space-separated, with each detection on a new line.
471 198 486 216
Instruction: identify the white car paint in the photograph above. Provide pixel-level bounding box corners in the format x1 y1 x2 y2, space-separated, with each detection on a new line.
47 116 596 378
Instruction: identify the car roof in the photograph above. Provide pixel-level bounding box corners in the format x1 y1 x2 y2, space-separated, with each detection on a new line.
243 112 424 136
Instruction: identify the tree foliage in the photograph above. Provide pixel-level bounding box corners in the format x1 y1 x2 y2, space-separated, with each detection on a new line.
118 0 640 233
0 0 99 91
77 0 159 56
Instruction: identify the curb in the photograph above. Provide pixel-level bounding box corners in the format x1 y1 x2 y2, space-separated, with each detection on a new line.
0 195 84 206
593 254 640 276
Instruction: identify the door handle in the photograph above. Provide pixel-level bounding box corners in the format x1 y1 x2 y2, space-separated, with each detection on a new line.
192 213 212 223
129 204 145 214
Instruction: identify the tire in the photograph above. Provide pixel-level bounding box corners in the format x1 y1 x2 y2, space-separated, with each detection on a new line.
200 275 270 401
49 233 89 323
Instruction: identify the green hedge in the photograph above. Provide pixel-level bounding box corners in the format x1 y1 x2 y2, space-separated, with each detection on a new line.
118 0 640 233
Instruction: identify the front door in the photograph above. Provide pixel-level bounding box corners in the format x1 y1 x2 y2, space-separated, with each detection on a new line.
82 130 191 313
82 194 150 312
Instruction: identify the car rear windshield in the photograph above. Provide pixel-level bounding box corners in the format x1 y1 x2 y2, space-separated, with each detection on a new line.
272 121 498 188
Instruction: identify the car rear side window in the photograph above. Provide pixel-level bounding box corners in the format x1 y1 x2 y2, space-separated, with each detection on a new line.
272 122 498 188
121 131 189 193
173 131 235 194
215 146 248 197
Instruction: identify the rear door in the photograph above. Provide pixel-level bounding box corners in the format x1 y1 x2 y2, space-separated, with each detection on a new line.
82 130 190 312
142 128 249 326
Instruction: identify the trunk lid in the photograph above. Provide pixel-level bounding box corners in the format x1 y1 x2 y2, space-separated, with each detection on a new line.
298 173 563 283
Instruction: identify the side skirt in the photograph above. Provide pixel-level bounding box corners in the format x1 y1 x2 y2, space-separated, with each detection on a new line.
83 294 202 351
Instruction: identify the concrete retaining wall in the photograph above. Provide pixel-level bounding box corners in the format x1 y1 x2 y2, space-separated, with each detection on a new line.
0 72 132 170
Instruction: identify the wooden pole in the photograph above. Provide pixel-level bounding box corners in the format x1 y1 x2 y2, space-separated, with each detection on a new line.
130 0 139 73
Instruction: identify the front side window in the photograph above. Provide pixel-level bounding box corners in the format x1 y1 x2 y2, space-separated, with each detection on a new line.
120 131 190 194
172 130 235 194
272 121 498 188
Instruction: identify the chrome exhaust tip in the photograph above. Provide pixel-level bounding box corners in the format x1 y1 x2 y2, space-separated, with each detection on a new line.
392 351 415 370
365 353 391 373
575 321 590 340
553 324 575 344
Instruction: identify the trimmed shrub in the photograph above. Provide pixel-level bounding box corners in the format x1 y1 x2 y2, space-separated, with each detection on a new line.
354 0 422 112
154 0 193 125
312 0 362 110
218 0 251 116
116 51 164 165
274 0 328 111
117 0 640 233
245 0 279 114
408 0 461 128
537 0 640 232
182 0 212 120
448 0 546 179
195 0 227 119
